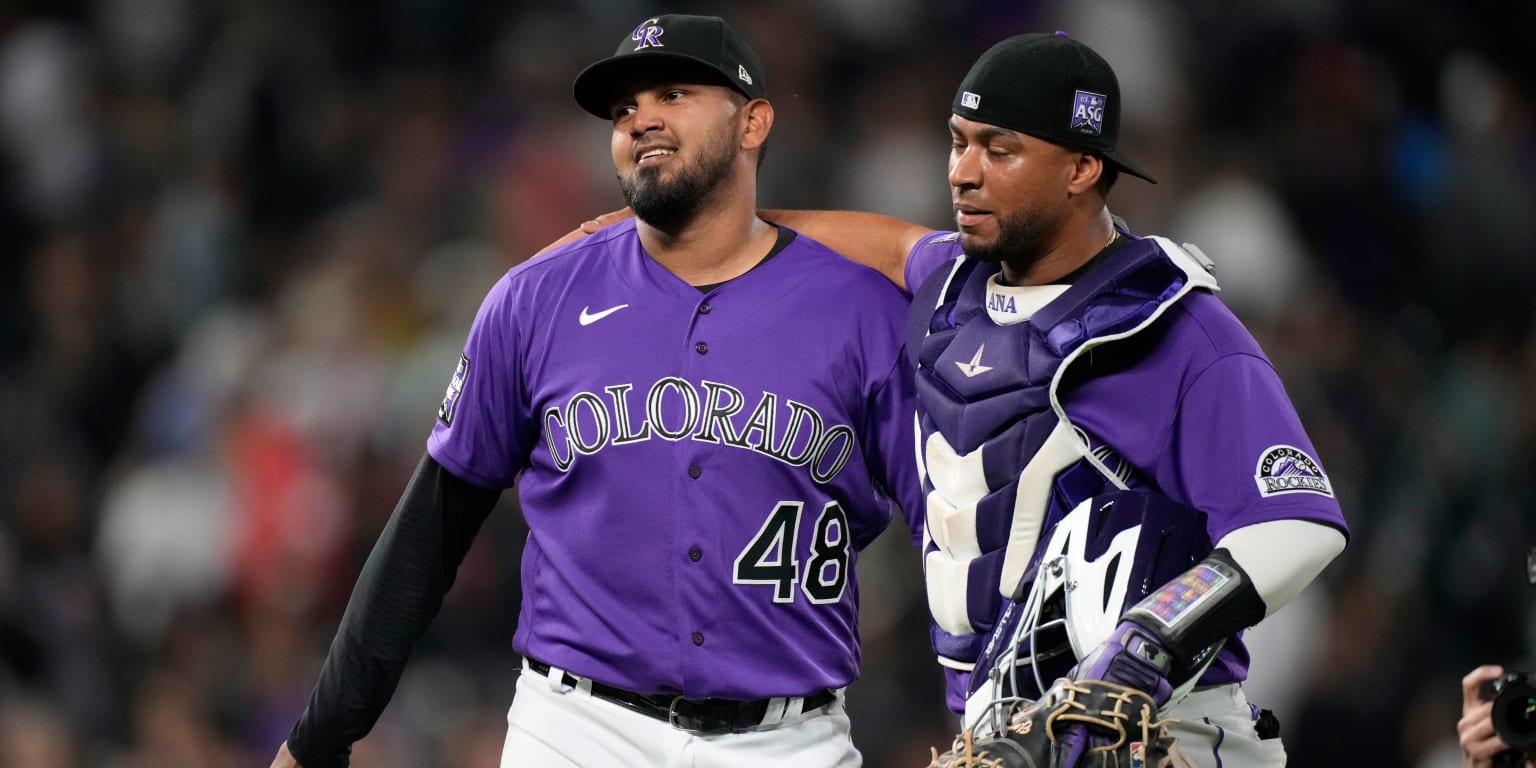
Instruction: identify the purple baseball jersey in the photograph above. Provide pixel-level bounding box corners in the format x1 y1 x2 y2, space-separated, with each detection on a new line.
427 219 922 700
905 231 1348 711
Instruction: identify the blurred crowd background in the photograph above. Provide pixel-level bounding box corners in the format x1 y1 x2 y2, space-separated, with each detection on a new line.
1 0 1533 766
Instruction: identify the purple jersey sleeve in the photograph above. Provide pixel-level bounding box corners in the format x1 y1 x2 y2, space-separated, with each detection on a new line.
1066 292 1348 542
866 351 924 547
1168 352 1346 541
905 230 964 292
427 272 533 490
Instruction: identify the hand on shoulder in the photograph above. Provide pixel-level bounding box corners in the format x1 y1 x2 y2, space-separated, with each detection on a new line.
580 207 633 234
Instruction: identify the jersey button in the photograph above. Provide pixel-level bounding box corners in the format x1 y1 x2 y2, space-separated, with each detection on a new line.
695 341 708 355
689 546 702 562
699 303 712 314
688 465 701 479
692 632 705 646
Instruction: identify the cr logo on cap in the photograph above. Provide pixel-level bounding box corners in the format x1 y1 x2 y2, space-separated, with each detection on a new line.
631 18 665 50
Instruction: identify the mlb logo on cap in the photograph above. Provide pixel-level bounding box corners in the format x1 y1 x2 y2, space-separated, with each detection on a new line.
961 91 981 109
1071 90 1105 136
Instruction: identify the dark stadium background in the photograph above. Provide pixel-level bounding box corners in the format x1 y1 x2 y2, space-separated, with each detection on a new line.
1 0 1532 765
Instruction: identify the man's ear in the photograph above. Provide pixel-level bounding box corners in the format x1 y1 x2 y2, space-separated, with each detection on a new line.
1067 151 1104 196
741 99 774 152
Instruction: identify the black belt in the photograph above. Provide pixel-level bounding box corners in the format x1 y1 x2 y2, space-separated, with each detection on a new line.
524 658 837 735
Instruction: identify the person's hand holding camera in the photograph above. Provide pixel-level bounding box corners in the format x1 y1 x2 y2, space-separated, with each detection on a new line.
1461 665 1536 768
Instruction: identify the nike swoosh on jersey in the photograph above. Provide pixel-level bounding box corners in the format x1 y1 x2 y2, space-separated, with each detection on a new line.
579 304 630 326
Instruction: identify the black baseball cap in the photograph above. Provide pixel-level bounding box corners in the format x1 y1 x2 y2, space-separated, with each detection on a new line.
953 32 1155 183
573 14 767 118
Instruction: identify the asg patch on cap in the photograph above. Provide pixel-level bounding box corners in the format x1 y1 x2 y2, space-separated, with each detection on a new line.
1070 90 1106 136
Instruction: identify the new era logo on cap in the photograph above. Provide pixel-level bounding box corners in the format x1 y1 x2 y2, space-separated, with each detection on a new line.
961 91 981 109
738 64 752 85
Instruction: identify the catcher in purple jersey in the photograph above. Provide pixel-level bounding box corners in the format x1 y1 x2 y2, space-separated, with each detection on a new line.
744 32 1350 767
268 14 922 768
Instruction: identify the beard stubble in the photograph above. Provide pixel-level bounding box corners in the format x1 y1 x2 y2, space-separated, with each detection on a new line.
619 121 738 233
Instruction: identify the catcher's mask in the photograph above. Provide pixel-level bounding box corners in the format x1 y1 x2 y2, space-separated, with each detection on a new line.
965 490 1211 734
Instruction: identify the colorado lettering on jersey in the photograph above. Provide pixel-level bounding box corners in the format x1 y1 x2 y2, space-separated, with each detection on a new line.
542 377 858 484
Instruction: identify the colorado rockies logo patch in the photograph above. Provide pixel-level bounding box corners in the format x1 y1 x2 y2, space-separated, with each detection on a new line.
1254 445 1333 498
631 17 664 50
439 353 470 426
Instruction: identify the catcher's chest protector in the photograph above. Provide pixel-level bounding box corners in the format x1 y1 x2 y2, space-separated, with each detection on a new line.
910 238 1208 681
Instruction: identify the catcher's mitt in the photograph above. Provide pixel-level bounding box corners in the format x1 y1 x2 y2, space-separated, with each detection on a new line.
927 679 1184 768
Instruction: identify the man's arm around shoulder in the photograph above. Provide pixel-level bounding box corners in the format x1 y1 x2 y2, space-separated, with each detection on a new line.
760 209 935 291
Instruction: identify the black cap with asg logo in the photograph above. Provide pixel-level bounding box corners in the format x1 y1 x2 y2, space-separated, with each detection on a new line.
573 14 767 118
953 31 1155 183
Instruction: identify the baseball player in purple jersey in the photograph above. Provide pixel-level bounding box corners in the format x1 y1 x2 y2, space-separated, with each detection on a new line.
750 32 1351 767
268 14 922 768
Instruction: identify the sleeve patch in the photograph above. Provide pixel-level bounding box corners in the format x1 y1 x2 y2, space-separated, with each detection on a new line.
438 353 470 426
1253 444 1334 498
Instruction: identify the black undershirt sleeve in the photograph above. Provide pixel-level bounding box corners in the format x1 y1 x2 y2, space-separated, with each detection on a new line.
285 452 501 767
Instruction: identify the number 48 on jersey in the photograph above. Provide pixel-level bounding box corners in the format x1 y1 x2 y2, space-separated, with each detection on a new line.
733 501 850 604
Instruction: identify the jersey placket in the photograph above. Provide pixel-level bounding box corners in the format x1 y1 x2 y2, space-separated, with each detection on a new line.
674 291 720 691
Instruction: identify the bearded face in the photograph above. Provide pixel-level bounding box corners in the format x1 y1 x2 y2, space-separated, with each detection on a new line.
959 198 1062 270
617 111 739 233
